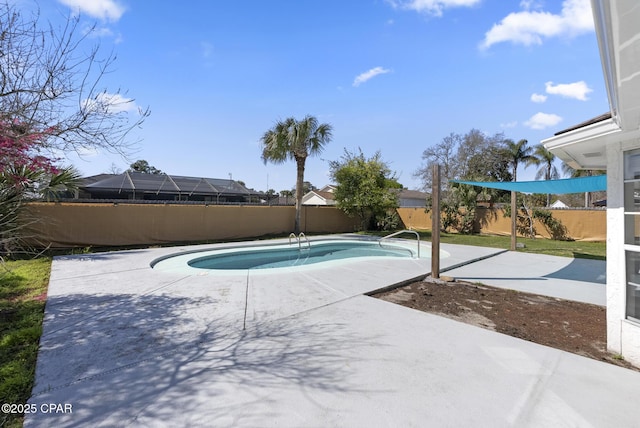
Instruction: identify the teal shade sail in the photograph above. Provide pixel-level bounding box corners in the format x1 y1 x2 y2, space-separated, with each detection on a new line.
449 175 606 194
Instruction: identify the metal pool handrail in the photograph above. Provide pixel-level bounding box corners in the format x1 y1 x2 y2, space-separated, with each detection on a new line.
289 232 310 250
288 233 298 246
379 229 420 258
298 232 311 250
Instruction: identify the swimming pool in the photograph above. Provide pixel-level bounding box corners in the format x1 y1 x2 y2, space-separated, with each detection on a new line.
152 238 427 274
189 241 414 270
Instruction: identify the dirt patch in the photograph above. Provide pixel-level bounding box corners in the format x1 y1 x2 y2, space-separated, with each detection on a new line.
374 278 639 372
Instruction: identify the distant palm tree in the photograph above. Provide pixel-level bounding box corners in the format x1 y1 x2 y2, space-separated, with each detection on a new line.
561 164 605 178
562 164 606 207
260 115 333 234
504 138 534 182
504 138 533 250
530 144 559 207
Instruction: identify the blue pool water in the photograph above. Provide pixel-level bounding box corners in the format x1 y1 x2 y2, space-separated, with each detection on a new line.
187 241 415 270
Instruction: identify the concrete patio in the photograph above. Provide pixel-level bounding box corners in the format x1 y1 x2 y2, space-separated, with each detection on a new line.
25 236 640 427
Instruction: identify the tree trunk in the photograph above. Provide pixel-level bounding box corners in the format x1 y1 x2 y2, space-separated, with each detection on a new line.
294 157 306 234
511 163 517 251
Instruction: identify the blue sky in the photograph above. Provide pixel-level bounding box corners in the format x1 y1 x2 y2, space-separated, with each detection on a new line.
39 0 606 192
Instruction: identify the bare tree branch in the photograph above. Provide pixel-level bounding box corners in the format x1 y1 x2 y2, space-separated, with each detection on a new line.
0 1 149 160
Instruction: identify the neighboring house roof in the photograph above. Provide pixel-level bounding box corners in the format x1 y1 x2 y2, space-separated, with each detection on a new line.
302 186 429 207
396 189 429 199
79 171 262 199
302 184 338 205
550 200 568 208
81 173 114 185
542 1 640 169
318 185 337 193
395 189 429 207
315 191 336 200
302 189 336 205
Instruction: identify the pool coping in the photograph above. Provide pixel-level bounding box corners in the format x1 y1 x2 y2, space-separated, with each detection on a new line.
150 235 447 276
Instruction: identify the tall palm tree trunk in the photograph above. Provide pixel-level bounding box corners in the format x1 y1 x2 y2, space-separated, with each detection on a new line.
511 164 518 251
294 158 306 234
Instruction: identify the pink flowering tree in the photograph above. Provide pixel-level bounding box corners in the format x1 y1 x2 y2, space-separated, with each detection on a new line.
0 0 149 254
0 120 82 254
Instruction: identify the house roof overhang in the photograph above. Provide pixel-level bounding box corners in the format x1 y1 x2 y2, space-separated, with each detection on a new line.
541 114 622 170
542 0 640 169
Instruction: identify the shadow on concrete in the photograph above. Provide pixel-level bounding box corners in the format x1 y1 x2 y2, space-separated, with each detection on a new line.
543 257 606 284
28 292 374 427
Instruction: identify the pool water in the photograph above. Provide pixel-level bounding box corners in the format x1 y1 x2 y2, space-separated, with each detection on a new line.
187 241 415 270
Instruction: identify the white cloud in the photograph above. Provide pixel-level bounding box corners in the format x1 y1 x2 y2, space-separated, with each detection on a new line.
353 67 391 87
88 26 113 38
524 112 562 130
80 23 124 44
530 93 547 103
480 0 593 49
82 92 139 115
58 0 126 21
519 0 543 10
385 0 481 17
545 80 592 101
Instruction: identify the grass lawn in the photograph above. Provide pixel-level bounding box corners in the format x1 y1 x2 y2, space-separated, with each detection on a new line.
0 258 51 428
363 230 606 260
0 233 606 427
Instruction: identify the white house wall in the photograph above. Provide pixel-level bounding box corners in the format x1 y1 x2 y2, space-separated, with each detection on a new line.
606 142 625 355
608 137 640 367
542 0 640 368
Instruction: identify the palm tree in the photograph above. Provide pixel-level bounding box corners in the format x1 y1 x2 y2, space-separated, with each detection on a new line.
260 115 333 234
504 138 534 250
562 164 606 207
529 144 559 207
504 138 534 181
1 165 81 254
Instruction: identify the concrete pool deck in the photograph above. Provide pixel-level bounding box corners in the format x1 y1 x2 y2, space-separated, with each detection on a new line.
26 236 640 427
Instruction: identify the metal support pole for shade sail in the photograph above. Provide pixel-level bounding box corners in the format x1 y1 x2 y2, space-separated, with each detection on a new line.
432 164 441 279
511 190 517 251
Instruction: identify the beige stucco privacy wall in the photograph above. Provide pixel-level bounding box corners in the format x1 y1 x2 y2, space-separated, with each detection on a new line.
25 203 605 248
396 207 606 241
25 203 360 248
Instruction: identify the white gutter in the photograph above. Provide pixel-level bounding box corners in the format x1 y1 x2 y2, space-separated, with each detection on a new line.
591 0 620 126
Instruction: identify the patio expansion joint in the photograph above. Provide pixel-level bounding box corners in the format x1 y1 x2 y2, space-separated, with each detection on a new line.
246 293 368 330
439 248 510 274
362 248 509 297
